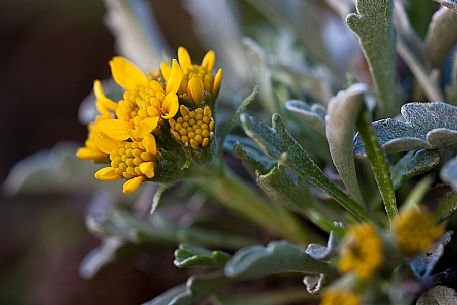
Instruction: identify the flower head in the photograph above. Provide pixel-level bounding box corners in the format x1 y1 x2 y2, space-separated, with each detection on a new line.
393 209 444 255
338 223 383 279
98 57 182 141
94 133 157 194
169 105 215 149
161 47 222 106
76 80 117 161
320 289 360 305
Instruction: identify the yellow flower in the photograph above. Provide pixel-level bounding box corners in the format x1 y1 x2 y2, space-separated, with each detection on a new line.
394 209 444 255
320 289 361 305
76 80 118 161
169 105 215 149
161 47 223 106
338 223 383 279
94 133 157 194
98 57 182 141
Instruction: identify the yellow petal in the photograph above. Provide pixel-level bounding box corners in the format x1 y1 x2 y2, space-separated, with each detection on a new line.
161 94 179 119
142 133 157 155
139 162 155 178
76 147 106 161
95 132 122 154
160 62 171 81
97 119 131 140
135 117 159 139
178 46 191 69
212 68 223 98
201 50 215 71
187 75 204 105
166 59 182 95
94 80 118 113
123 176 144 194
180 105 190 117
95 167 122 181
109 56 148 90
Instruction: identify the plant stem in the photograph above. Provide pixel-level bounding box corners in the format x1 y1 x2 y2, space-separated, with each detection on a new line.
357 110 398 225
188 166 315 244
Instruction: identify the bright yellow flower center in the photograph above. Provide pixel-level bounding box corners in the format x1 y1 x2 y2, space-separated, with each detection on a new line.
170 105 215 149
394 209 444 255
110 140 155 180
320 289 360 305
338 223 383 279
180 65 215 105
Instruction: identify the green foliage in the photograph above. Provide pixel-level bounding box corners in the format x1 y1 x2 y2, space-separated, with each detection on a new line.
416 286 457 305
174 244 231 269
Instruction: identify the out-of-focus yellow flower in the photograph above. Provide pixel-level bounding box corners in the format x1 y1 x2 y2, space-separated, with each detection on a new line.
169 105 215 149
94 133 157 194
161 47 222 106
98 57 182 141
320 289 361 305
394 209 444 255
76 80 117 161
338 223 383 279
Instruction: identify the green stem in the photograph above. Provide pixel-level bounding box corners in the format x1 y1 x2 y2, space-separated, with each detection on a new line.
357 110 398 225
188 166 314 244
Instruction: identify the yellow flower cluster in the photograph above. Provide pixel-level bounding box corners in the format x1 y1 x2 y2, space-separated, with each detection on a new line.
170 105 215 149
76 47 222 194
338 223 383 279
320 289 361 305
393 209 444 255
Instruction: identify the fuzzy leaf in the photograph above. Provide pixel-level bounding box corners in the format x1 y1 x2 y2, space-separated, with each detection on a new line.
224 240 335 280
326 83 366 203
441 156 457 191
142 285 187 305
354 102 457 156
391 150 440 189
346 0 397 116
446 51 457 104
416 286 457 305
285 99 326 136
434 0 457 14
438 192 457 222
174 244 231 269
305 228 342 260
241 113 368 221
216 288 315 305
426 7 457 67
410 231 453 279
303 274 324 295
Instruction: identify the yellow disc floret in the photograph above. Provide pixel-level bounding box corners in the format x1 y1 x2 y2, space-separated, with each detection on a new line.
161 47 222 106
169 105 215 149
393 209 444 255
338 223 383 279
320 289 361 305
94 133 157 194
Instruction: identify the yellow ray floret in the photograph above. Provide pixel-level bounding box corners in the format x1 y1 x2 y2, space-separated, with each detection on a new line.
99 57 182 141
162 47 223 106
76 81 117 161
393 209 444 255
320 289 360 305
338 223 383 279
169 105 215 149
94 133 157 194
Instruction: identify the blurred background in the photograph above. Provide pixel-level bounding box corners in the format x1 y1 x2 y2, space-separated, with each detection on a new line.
0 0 440 304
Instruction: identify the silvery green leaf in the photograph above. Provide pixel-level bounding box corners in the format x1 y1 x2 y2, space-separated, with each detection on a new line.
354 102 457 156
410 231 453 279
241 113 368 221
227 136 275 175
303 274 324 295
215 288 314 305
416 285 457 305
391 150 440 190
441 156 457 191
426 7 457 68
255 164 338 234
2 142 121 196
434 0 457 14
174 244 231 269
437 192 457 222
346 0 397 116
285 100 326 136
395 3 443 101
446 51 457 104
326 83 366 203
224 240 335 280
305 227 341 260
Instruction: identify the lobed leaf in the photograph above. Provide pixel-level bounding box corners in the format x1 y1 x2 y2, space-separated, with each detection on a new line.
284 99 326 136
174 244 231 269
437 192 457 222
416 285 457 305
441 156 457 191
